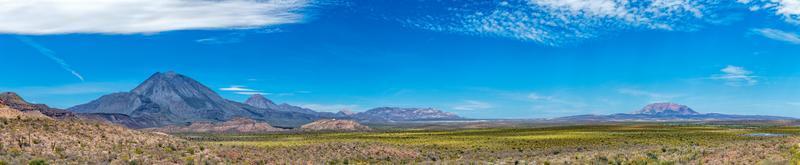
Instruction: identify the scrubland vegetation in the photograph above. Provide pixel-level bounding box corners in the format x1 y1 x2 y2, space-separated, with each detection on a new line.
2 117 799 164
186 124 800 164
0 118 222 164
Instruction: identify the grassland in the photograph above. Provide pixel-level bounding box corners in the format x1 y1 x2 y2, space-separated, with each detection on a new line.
183 123 800 164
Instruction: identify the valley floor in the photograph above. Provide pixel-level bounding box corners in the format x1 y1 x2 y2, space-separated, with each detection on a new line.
182 124 800 164
3 118 800 164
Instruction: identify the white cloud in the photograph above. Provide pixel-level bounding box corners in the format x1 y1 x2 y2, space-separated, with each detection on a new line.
220 85 271 95
752 28 800 44
16 36 84 81
397 0 718 45
452 100 493 111
196 33 246 44
527 93 555 101
0 0 311 35
234 91 270 95
740 0 800 24
711 65 758 86
299 104 360 112
527 93 582 105
617 88 678 102
220 85 258 92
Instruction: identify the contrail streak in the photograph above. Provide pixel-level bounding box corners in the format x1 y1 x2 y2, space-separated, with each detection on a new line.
16 36 85 81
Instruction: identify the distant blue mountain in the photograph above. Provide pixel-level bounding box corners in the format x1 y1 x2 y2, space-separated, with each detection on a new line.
553 103 793 122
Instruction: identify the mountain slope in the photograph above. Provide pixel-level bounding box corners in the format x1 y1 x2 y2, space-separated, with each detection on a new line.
68 72 319 128
553 103 793 122
0 93 221 164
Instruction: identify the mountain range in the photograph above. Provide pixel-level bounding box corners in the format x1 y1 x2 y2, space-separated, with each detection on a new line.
66 71 463 128
68 72 322 128
346 107 463 122
14 71 787 130
553 103 793 122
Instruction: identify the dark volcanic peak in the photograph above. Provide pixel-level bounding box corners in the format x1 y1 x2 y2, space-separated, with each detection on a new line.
69 72 321 128
132 71 227 103
634 103 699 116
244 94 278 109
354 107 462 122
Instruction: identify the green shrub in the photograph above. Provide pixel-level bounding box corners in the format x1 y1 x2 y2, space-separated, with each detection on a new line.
28 159 47 165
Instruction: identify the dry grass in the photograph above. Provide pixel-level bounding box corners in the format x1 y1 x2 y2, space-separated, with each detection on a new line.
186 124 800 164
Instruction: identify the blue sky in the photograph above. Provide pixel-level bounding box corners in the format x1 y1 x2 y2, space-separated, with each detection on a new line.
1 0 800 119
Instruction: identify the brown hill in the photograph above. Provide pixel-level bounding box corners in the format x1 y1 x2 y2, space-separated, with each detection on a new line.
145 118 284 133
0 92 75 119
0 109 224 164
300 119 371 132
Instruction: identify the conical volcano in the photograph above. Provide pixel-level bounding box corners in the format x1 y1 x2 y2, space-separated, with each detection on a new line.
69 72 320 128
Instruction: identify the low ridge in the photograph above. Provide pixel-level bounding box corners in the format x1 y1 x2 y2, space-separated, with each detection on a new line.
145 118 283 133
301 119 371 132
353 107 462 122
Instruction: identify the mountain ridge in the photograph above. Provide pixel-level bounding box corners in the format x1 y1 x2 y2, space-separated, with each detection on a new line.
68 72 320 128
349 107 463 122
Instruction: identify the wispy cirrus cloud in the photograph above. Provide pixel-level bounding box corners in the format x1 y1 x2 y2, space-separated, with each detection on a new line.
0 0 312 35
392 0 726 45
740 0 800 24
452 100 493 111
196 33 246 45
16 36 84 81
711 65 758 86
751 28 800 44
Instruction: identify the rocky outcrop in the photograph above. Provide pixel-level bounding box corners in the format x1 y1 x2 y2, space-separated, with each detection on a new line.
300 119 371 131
145 118 284 133
634 103 699 115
